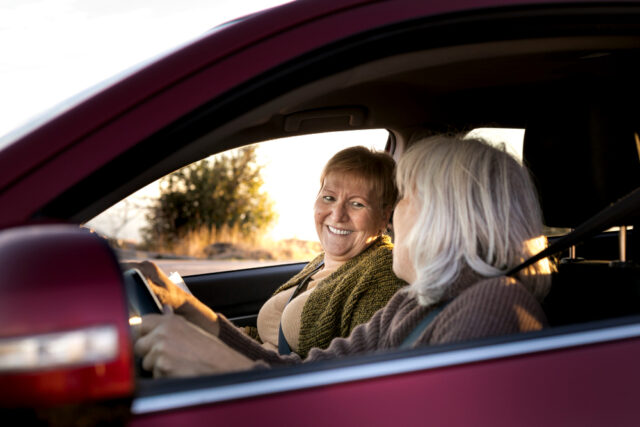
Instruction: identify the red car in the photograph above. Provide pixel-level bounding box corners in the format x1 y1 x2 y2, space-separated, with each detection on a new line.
1 0 640 425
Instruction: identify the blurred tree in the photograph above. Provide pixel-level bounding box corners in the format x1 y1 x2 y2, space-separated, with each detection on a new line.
142 146 276 248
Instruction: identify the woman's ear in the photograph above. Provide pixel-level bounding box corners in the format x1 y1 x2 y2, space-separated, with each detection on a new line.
385 210 395 241
382 207 394 234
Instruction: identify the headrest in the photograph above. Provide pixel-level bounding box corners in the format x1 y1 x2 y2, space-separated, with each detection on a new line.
523 86 640 228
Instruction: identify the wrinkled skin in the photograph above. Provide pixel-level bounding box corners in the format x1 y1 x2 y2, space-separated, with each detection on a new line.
135 313 254 378
391 195 418 284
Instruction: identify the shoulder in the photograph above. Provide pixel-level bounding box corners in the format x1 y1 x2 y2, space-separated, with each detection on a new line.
355 236 394 262
346 237 406 292
351 236 396 274
382 288 416 312
370 234 394 256
429 276 547 345
454 276 545 314
350 247 405 292
273 254 325 295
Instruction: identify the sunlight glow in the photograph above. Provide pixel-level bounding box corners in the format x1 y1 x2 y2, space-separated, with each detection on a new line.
129 316 142 326
523 235 553 276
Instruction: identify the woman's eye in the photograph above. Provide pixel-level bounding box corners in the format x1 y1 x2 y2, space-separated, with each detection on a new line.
351 201 365 208
323 196 335 202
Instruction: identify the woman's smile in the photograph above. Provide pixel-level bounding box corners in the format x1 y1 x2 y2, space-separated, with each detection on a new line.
327 225 352 235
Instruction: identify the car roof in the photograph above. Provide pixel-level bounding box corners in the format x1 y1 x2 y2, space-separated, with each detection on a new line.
0 0 618 180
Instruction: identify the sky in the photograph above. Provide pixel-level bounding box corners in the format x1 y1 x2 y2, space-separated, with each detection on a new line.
0 0 293 139
0 1 524 244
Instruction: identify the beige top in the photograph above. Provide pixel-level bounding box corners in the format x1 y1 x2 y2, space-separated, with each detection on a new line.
257 265 338 352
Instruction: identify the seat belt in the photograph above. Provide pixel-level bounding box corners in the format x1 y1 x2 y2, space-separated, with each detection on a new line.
506 186 640 276
278 260 324 355
399 303 449 349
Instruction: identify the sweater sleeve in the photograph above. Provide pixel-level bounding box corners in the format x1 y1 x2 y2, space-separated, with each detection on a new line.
426 277 548 346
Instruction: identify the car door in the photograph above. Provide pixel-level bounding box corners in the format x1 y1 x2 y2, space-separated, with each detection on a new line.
185 263 305 326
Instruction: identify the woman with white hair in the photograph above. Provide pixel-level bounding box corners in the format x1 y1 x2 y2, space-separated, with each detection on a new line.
134 135 551 375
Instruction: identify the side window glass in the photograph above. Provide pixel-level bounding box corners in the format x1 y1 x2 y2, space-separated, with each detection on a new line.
465 127 572 236
86 130 389 275
465 127 524 160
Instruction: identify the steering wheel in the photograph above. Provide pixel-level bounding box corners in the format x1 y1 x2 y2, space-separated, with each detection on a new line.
123 268 163 378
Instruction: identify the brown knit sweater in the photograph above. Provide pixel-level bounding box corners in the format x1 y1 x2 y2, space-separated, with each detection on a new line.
246 235 406 358
217 272 548 366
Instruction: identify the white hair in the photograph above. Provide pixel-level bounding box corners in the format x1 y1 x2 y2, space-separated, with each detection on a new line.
396 135 552 306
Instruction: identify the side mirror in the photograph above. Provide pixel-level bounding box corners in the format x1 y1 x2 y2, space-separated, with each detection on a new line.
0 225 134 417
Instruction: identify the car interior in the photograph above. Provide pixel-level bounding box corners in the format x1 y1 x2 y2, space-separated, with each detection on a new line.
31 6 640 389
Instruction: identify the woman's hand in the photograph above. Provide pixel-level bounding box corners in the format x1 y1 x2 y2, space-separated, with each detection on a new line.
135 313 255 378
122 260 220 336
121 261 188 307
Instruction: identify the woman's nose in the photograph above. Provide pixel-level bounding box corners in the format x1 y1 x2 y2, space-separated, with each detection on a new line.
330 203 349 222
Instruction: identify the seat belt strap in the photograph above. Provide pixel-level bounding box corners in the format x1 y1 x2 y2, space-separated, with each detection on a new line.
400 303 449 349
507 186 640 277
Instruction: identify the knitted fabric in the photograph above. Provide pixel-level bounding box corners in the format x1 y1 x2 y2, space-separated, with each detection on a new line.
216 272 548 366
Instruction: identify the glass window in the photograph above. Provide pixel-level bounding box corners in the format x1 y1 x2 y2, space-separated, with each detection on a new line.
465 127 524 160
86 129 389 275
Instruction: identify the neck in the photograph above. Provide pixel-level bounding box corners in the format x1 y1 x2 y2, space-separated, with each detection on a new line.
322 235 382 271
322 257 346 271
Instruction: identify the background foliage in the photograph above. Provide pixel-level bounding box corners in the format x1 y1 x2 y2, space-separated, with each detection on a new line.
142 146 276 251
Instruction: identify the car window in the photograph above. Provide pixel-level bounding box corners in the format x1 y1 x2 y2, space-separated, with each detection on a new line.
86 129 389 275
465 127 524 160
465 128 573 236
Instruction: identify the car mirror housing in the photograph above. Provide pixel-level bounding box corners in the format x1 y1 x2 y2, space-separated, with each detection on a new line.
0 224 134 410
